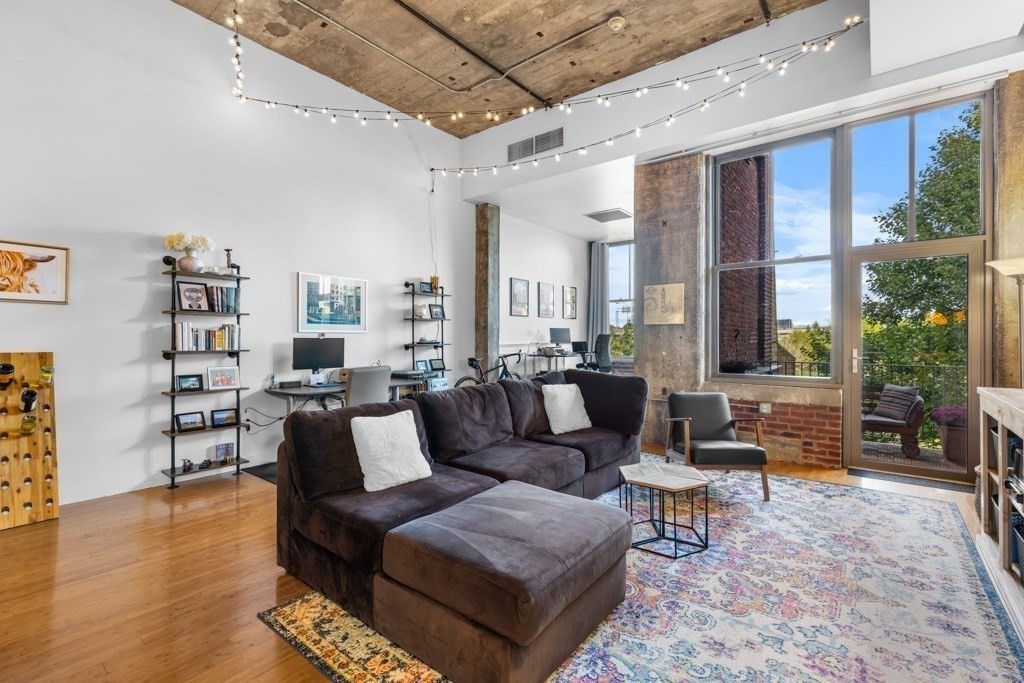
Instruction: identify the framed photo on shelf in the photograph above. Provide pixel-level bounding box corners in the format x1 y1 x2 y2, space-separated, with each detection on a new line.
215 443 235 463
415 359 430 373
176 281 211 311
0 240 70 304
538 282 555 318
418 281 434 294
210 408 239 427
429 358 446 371
297 272 366 334
175 411 206 432
174 374 204 393
510 278 529 317
207 366 241 390
428 304 446 320
562 286 577 319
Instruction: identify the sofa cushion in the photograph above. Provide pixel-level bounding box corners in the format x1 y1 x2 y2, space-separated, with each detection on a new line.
382 480 632 646
284 399 430 501
351 410 433 492
563 369 648 436
416 383 514 462
528 427 638 471
447 438 585 492
499 378 550 437
678 439 768 466
291 463 498 573
870 384 919 422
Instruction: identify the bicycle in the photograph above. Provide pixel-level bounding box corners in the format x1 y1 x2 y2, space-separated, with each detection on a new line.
455 351 523 387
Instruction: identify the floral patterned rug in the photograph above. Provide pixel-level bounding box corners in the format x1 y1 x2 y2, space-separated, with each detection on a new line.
260 470 1024 682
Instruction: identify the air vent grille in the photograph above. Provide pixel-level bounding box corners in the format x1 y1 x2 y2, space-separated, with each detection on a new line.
507 127 564 162
585 208 633 223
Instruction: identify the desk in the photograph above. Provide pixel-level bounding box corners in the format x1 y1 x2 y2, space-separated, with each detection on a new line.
528 352 578 376
265 378 424 413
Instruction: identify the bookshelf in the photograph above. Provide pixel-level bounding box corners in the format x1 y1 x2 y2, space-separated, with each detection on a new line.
403 282 450 381
161 259 250 488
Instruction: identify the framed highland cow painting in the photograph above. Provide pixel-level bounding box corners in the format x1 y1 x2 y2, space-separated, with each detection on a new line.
0 240 69 304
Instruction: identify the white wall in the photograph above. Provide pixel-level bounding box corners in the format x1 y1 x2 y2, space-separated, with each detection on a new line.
0 0 472 503
498 214 589 377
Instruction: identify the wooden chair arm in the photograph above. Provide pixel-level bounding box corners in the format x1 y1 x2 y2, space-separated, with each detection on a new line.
665 417 691 463
665 417 692 422
732 417 766 447
731 417 766 423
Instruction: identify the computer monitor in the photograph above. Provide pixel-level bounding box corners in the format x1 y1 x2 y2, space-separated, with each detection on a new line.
292 337 345 372
549 327 571 345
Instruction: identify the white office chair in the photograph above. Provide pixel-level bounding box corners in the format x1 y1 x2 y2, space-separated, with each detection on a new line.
343 366 392 407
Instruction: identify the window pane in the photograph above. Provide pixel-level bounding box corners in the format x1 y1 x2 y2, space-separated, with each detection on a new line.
718 261 831 377
609 301 634 357
719 139 831 264
852 116 910 246
608 243 633 300
913 101 982 240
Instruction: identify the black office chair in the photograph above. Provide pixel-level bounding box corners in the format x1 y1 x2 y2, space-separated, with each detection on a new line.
576 334 613 372
572 341 595 370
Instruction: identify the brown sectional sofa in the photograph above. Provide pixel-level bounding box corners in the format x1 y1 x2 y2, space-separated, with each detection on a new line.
276 369 648 682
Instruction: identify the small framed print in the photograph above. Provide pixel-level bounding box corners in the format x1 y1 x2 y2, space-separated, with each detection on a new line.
0 240 70 304
175 411 206 432
429 358 446 371
563 286 577 319
174 374 204 393
207 366 241 390
510 278 529 317
210 408 239 427
415 359 430 373
215 443 235 464
419 281 434 294
537 282 555 318
428 304 446 320
176 281 210 311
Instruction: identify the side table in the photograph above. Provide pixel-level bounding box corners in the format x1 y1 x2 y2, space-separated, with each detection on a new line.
619 460 709 559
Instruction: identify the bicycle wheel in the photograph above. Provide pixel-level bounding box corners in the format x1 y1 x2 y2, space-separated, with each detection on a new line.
454 376 483 388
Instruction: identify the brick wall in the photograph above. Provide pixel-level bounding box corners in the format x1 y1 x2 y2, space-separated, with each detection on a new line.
718 155 776 369
730 399 842 468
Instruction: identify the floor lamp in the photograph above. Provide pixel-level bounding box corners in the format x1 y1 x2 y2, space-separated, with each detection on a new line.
987 257 1024 389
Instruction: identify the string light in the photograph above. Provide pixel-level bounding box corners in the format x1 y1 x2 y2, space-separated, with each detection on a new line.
606 138 614 146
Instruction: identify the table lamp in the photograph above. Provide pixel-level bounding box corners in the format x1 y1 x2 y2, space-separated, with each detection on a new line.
987 256 1024 388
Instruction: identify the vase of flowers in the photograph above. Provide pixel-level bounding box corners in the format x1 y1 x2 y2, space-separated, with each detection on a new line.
931 406 968 465
164 233 216 273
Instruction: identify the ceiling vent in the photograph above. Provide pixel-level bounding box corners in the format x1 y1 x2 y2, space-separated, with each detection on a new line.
507 127 564 162
585 208 633 223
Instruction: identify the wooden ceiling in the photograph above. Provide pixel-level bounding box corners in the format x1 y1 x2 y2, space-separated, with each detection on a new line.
173 0 826 137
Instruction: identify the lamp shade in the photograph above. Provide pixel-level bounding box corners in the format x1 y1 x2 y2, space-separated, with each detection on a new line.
986 257 1024 277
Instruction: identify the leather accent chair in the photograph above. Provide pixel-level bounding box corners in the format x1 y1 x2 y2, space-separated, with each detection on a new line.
665 391 770 501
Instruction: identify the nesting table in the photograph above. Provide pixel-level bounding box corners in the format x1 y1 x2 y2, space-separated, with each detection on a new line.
619 461 710 559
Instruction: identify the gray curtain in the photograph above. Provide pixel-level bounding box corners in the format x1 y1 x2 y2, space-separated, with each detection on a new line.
587 241 609 348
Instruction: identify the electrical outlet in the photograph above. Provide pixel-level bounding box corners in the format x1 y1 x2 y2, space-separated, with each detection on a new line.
758 402 772 415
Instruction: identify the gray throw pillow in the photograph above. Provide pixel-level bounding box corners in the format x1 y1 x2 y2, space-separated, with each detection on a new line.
872 384 918 422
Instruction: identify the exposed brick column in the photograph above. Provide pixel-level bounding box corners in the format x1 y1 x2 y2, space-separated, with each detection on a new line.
634 154 706 444
994 72 1024 388
475 204 500 373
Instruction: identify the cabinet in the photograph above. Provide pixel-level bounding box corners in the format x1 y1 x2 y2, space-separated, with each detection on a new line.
161 265 250 488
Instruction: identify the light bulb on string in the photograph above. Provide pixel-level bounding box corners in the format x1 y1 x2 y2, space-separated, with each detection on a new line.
723 72 730 82
767 60 774 70
759 54 766 63
558 103 565 110
528 106 535 113
353 110 360 118
642 87 648 94
811 42 819 51
417 113 424 120
532 160 538 167
635 127 641 137
441 169 447 176
331 115 337 123
666 115 674 126
270 101 277 108
303 109 310 117
393 119 399 128
458 111 464 119
458 169 464 177
294 106 300 114
579 147 587 156
426 119 432 126
451 113 457 121
801 42 809 52
565 105 572 114
606 138 614 146
604 98 611 107
555 153 561 161
321 107 328 114
264 101 270 109
675 78 682 87
360 117 367 125
473 168 479 175
492 167 498 175
635 89 641 98
521 108 528 115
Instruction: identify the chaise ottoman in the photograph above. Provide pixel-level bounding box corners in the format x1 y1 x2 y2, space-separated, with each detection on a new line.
374 480 632 683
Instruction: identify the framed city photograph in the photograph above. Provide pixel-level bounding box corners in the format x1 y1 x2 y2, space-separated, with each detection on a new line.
297 272 367 334
174 411 206 432
207 366 241 390
419 281 434 294
510 277 529 317
538 282 555 318
562 286 577 319
176 281 210 311
415 359 430 373
0 240 70 304
174 374 204 393
428 304 446 320
429 358 446 371
210 408 239 427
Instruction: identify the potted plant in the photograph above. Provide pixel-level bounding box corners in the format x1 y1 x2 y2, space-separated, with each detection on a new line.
164 233 216 273
931 406 968 465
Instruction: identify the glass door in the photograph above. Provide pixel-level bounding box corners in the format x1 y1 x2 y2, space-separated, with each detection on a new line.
846 243 984 482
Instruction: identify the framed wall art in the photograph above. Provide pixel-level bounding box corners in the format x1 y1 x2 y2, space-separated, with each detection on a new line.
510 277 529 317
562 286 577 319
297 272 367 334
538 282 555 318
0 240 69 304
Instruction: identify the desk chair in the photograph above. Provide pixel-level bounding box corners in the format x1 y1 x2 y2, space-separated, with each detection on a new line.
572 341 595 370
666 391 770 501
343 366 392 407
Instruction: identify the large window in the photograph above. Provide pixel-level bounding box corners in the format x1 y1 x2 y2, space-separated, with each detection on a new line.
714 137 834 378
608 242 634 358
712 95 985 381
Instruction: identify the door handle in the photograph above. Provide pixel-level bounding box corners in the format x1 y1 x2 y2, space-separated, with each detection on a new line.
851 348 859 374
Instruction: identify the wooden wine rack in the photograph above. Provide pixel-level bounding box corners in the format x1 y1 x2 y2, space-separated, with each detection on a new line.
0 352 58 530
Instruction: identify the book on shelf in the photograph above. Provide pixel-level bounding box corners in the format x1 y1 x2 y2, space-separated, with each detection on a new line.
173 322 241 351
207 286 240 313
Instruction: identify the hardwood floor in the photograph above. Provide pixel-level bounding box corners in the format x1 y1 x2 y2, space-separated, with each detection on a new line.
0 457 979 682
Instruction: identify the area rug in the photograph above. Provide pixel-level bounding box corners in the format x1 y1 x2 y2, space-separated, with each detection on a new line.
259 470 1024 682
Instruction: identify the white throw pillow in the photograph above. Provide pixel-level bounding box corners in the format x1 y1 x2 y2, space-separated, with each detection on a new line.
350 410 432 492
542 384 593 435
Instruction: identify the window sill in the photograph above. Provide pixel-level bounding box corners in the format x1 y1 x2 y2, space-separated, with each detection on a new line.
709 374 842 391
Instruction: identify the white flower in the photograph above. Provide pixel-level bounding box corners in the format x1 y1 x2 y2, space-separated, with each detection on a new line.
164 232 216 253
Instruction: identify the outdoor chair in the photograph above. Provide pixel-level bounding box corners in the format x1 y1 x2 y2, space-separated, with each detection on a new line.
860 383 925 458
